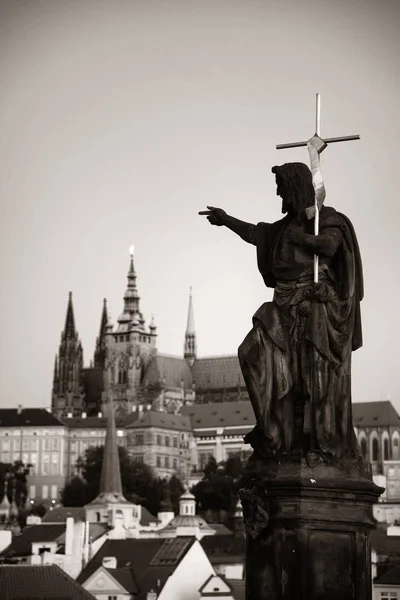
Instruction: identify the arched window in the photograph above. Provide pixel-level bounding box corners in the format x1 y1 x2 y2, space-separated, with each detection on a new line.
372 438 379 462
384 438 390 461
360 438 367 459
393 437 400 460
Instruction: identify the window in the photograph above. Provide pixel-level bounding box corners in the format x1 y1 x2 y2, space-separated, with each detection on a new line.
29 485 36 499
157 435 162 445
134 455 144 463
51 454 59 474
43 439 50 451
165 436 170 447
384 438 390 461
380 593 398 599
42 485 48 499
136 434 144 446
360 438 367 459
51 439 59 451
22 438 30 451
108 596 117 600
51 485 57 499
42 454 50 475
372 437 379 462
173 437 178 448
173 458 178 469
156 456 161 467
165 456 169 468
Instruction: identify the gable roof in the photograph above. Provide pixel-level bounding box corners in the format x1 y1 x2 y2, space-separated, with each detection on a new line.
352 401 400 427
192 356 245 391
180 401 255 430
78 537 195 600
125 410 192 432
42 507 85 523
374 562 400 585
0 409 64 428
0 564 94 599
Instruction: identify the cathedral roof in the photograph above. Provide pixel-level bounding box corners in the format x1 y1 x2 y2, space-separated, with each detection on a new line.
145 354 193 389
180 401 254 430
191 356 245 390
125 410 192 432
353 401 400 427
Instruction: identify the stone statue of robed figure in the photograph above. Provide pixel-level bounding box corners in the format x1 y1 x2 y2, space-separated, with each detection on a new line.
203 162 363 461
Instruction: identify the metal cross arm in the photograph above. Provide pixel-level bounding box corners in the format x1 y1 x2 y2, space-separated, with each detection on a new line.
276 133 360 150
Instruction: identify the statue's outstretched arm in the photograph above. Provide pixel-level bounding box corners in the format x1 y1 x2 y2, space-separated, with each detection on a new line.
202 206 256 245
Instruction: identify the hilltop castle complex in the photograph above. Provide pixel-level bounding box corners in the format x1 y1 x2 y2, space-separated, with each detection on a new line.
51 250 248 419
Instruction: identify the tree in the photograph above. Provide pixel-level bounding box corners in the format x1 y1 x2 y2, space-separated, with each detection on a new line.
61 446 184 516
192 454 245 521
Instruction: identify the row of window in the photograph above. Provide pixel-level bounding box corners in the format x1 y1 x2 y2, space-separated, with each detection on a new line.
359 436 399 462
130 433 187 447
28 484 58 500
156 456 178 469
0 438 60 451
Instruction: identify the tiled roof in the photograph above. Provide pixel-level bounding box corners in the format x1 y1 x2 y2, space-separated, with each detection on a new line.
42 507 85 523
78 537 195 600
62 416 107 428
227 578 246 600
180 401 255 430
0 524 66 557
0 409 64 428
192 356 245 390
0 564 94 599
145 354 193 389
374 562 400 585
201 535 246 564
353 401 400 427
125 410 192 432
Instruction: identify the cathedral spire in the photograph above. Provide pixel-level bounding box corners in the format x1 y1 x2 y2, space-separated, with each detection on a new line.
94 298 108 368
184 287 197 366
63 292 76 339
117 246 144 332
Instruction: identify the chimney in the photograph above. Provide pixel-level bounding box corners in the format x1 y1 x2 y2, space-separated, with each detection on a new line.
65 517 74 555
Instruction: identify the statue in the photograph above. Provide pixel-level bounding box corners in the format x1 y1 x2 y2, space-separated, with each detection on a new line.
201 161 363 462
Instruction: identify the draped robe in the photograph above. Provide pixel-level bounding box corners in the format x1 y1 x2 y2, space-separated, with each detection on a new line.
238 206 363 458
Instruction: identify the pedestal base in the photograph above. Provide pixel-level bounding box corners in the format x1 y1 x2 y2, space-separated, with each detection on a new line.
240 456 383 600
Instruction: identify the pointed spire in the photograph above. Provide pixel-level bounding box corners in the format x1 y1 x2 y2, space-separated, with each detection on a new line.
89 399 127 504
94 298 108 368
63 292 76 339
117 247 144 332
184 288 197 365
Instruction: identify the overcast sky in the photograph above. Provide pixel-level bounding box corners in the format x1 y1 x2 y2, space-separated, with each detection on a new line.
0 0 399 411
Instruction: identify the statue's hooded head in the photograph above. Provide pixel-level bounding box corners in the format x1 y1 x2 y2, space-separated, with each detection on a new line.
271 162 315 217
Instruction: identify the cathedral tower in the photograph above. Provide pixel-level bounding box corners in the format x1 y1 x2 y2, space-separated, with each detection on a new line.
184 287 197 366
102 247 158 417
52 292 85 418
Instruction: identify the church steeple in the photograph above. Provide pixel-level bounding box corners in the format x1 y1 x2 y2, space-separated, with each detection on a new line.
94 298 108 368
97 399 125 500
184 288 197 366
52 292 84 417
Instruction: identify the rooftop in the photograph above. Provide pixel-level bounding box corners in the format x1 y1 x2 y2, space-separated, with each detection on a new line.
125 410 192 432
0 409 64 428
192 356 245 390
353 401 400 427
0 564 94 599
180 401 255 430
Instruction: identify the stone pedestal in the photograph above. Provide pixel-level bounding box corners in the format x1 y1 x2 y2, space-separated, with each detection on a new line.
240 456 384 600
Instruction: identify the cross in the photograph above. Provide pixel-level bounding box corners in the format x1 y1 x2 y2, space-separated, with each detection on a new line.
276 93 360 283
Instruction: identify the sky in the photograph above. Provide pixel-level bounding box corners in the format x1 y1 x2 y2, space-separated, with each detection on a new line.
0 0 399 411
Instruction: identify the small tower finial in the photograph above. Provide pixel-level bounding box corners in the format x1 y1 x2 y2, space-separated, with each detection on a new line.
184 288 196 365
